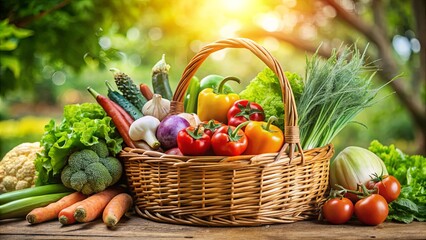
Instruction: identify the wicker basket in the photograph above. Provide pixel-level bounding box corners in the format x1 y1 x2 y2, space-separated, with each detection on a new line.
119 38 334 226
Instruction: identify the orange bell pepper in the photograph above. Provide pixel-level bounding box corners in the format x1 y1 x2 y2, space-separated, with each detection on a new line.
243 116 284 155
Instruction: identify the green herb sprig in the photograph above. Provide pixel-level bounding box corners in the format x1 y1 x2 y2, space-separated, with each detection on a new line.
297 45 385 149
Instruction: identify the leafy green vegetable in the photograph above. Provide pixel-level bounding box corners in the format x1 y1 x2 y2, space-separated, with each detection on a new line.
239 68 303 130
298 46 382 149
35 103 123 186
369 140 426 223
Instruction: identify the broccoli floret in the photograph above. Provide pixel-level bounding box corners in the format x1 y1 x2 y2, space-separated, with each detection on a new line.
60 165 76 189
84 162 112 194
69 170 87 191
88 140 109 158
68 149 99 169
60 149 123 195
99 157 123 184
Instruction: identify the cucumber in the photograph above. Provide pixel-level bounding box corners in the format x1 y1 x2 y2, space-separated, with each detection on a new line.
0 192 71 220
152 54 173 100
105 80 143 120
0 184 72 205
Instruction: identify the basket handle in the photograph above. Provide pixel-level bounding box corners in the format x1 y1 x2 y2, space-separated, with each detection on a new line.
171 38 303 163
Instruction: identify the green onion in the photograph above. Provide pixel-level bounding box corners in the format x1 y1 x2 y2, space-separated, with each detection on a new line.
297 45 385 149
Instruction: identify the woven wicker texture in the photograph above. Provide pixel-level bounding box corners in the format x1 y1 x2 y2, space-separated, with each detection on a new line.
120 38 334 226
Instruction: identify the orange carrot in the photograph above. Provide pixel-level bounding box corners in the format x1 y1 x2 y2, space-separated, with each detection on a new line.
58 199 86 225
74 187 124 223
140 84 153 100
26 192 87 224
102 193 133 227
110 100 134 126
88 87 136 148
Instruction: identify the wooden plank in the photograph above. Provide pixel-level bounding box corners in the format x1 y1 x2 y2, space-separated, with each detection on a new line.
1 215 425 240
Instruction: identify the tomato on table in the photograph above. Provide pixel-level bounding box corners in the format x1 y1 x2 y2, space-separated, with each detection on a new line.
322 197 354 224
354 194 389 226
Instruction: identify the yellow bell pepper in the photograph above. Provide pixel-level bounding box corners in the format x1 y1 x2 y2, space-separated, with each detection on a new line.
197 76 240 123
244 116 284 155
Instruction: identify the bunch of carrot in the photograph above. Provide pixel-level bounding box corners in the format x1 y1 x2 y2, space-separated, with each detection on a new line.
26 186 133 228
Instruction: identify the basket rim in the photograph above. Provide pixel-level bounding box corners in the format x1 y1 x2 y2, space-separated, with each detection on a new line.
120 143 334 168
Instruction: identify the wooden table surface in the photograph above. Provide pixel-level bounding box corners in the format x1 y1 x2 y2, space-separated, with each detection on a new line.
1 213 425 240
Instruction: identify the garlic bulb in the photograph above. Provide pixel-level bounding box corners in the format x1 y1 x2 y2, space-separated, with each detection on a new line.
142 94 170 121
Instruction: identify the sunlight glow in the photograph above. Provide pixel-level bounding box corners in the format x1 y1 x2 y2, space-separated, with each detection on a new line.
257 12 281 32
220 21 241 38
127 27 140 41
222 0 247 12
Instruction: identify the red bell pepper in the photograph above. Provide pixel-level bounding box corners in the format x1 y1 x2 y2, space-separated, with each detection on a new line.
211 122 249 156
200 120 225 137
177 125 211 156
227 99 265 128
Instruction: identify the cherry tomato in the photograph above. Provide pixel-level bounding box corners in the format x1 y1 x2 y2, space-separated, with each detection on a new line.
354 194 389 225
322 197 354 224
367 175 401 203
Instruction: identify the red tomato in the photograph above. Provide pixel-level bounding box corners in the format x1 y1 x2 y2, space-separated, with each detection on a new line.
211 125 248 156
354 194 389 226
200 120 225 137
322 197 354 224
177 126 211 156
227 99 265 128
367 175 401 203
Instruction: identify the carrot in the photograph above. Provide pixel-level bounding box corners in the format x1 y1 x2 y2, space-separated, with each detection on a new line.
88 87 136 148
140 83 153 100
26 192 87 224
74 186 124 223
102 193 133 227
58 199 85 225
110 100 134 126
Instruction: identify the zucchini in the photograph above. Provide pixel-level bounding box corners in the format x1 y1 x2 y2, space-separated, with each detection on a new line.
0 184 72 205
105 80 143 120
183 76 200 113
0 192 71 220
152 54 173 100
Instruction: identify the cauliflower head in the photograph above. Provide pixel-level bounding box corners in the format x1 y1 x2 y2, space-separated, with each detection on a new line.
0 142 43 193
61 148 122 195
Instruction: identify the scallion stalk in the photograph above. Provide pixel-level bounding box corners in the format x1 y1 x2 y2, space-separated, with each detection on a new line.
297 45 384 149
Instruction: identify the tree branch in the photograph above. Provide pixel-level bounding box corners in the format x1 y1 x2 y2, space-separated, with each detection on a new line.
11 0 71 27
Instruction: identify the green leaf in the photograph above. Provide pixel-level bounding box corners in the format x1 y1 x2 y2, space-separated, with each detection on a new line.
11 27 33 39
388 211 415 224
391 198 419 213
0 55 20 78
0 40 18 51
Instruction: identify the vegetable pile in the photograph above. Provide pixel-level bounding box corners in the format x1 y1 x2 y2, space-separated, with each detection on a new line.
35 103 123 186
325 140 425 225
0 183 133 227
1 40 422 229
369 140 426 223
